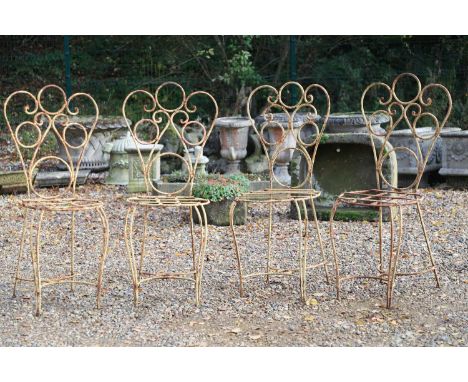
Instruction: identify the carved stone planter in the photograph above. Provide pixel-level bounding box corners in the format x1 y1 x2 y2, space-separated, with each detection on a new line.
195 199 247 226
388 127 457 187
216 117 251 174
439 128 468 187
104 132 133 185
56 116 128 172
125 142 164 193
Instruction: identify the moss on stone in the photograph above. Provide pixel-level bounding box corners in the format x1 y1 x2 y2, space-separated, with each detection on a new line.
315 208 380 222
320 133 330 144
290 204 380 222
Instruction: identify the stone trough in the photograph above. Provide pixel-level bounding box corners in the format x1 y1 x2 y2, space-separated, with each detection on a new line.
439 128 468 188
293 113 397 221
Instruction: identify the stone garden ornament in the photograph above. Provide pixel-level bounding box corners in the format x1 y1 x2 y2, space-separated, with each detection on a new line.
3 85 110 316
229 81 332 303
122 82 218 306
329 73 452 308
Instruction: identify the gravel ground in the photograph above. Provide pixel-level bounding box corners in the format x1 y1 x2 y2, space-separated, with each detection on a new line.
0 185 466 346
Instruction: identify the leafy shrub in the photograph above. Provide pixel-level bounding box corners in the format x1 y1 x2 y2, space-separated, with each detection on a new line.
192 174 249 202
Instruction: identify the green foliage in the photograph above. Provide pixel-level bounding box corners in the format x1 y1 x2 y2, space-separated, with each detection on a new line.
192 174 249 202
220 50 259 85
162 169 190 183
0 36 466 132
320 133 330 144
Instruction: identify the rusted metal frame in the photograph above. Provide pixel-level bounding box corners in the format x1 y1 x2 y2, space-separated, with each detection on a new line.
292 199 305 301
330 202 393 299
230 194 328 301
127 200 210 208
4 85 109 316
362 74 452 191
141 270 196 277
124 206 140 305
32 210 45 316
339 275 387 282
309 197 330 283
137 207 150 277
329 199 342 300
42 278 95 287
189 207 197 273
96 206 110 308
12 208 31 297
15 277 35 282
229 200 244 296
338 199 418 208
140 275 196 283
330 74 450 308
122 83 218 307
416 201 441 287
197 204 209 304
244 262 328 279
122 83 219 197
123 201 209 306
27 207 109 316
229 81 331 302
394 267 438 277
378 207 384 280
19 199 104 212
70 211 76 291
386 206 405 308
265 203 274 283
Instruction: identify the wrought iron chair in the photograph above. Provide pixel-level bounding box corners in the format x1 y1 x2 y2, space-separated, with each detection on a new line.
122 82 218 306
229 81 332 303
329 73 452 308
3 85 109 316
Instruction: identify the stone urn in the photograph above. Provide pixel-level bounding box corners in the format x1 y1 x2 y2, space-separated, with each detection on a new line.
55 116 128 172
255 112 320 185
125 141 164 193
215 117 251 174
104 132 134 185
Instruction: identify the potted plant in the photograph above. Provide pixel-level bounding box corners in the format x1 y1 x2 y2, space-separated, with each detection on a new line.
192 174 249 226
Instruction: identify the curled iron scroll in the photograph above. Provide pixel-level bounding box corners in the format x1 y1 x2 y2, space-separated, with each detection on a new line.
361 73 452 191
3 85 99 198
246 81 331 189
122 82 218 195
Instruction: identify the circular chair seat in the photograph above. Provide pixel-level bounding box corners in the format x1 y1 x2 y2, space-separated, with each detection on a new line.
337 188 424 208
126 195 210 207
236 188 321 203
20 197 104 212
